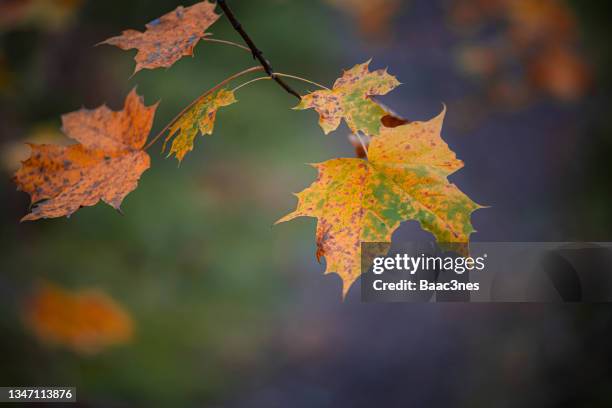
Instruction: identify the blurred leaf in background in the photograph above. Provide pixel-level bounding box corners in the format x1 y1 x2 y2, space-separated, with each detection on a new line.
325 0 402 40
23 281 134 355
0 0 83 32
449 0 592 110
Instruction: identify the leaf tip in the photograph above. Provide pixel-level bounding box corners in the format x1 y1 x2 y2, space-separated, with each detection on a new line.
130 64 145 78
273 213 290 225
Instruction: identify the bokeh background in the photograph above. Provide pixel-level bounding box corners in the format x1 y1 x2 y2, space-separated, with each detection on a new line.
1 0 611 406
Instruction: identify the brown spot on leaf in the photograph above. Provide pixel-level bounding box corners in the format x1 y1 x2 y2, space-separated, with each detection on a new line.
381 114 410 128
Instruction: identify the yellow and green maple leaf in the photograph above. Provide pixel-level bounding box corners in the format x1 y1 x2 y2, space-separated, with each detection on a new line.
295 60 400 136
164 88 237 162
277 108 481 296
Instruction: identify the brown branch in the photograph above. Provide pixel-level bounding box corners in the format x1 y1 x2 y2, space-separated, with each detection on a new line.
217 0 302 100
144 66 265 151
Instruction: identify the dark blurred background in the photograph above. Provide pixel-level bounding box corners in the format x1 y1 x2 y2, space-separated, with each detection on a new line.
1 0 611 406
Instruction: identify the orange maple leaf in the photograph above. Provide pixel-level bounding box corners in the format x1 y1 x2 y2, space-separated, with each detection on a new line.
13 89 157 221
100 1 220 73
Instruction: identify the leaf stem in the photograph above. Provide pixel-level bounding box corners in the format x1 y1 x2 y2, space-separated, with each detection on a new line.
232 76 271 92
275 73 330 91
202 37 251 52
232 72 330 94
217 0 302 100
143 66 264 151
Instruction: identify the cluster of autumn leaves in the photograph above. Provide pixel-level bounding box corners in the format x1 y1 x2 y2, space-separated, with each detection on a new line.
13 0 481 298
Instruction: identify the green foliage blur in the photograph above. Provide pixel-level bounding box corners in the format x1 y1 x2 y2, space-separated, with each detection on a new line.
0 0 348 405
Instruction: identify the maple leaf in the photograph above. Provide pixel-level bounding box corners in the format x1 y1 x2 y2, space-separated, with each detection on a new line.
277 108 481 295
163 88 237 162
295 60 400 136
100 1 219 73
13 89 157 221
23 282 133 354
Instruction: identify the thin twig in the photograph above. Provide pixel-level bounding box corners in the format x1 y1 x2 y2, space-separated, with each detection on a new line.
275 73 330 91
232 76 271 92
217 0 302 100
143 66 264 151
233 73 330 94
202 37 251 52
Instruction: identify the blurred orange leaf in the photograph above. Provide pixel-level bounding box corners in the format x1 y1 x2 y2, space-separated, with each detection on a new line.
326 0 401 39
0 0 83 31
528 45 591 102
23 282 133 354
506 0 576 47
